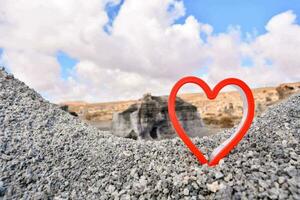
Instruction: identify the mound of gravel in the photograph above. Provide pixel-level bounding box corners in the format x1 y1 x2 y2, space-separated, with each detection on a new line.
0 68 299 199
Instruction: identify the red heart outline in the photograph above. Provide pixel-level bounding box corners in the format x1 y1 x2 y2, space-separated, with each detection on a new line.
168 77 255 166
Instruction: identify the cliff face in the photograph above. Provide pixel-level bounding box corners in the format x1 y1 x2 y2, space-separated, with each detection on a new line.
276 82 300 99
61 82 300 129
111 94 205 140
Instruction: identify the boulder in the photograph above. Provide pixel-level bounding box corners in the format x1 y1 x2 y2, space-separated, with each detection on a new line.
59 105 79 117
111 93 205 140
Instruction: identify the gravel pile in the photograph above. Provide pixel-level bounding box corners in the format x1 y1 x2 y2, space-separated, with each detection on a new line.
0 68 299 199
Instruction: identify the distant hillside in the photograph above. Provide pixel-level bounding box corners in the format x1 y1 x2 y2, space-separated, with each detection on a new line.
61 82 300 129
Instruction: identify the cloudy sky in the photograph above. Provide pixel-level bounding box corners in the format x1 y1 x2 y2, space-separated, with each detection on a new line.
0 0 299 102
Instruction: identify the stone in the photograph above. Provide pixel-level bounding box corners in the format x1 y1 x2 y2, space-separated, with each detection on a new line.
111 93 205 140
214 171 224 179
247 150 254 158
1 68 300 199
123 151 132 157
224 173 232 182
278 177 285 184
284 166 297 177
106 185 116 193
282 140 288 147
59 105 79 117
207 181 219 193
120 194 131 200
183 188 189 195
0 181 6 196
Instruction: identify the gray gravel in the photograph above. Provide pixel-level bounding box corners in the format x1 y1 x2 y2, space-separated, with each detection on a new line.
0 68 299 199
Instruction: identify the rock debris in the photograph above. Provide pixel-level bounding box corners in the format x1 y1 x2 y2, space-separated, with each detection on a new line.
0 68 299 199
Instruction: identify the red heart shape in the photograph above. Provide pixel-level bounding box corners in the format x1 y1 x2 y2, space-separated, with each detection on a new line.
168 77 255 166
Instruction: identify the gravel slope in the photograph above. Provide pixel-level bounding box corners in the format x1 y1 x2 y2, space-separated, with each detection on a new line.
0 68 299 199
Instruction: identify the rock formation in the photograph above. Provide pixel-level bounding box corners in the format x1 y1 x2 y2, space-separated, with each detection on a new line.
1 68 300 199
276 82 300 99
111 93 205 140
62 82 300 130
59 105 79 117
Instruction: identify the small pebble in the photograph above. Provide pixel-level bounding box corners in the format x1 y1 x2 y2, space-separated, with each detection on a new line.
0 68 299 199
207 181 219 193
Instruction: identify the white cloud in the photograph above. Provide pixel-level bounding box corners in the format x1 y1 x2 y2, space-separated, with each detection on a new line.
1 49 61 91
204 10 300 88
0 0 299 102
252 10 300 82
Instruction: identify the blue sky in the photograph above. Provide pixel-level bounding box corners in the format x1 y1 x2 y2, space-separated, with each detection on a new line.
56 0 123 79
7 1 298 80
103 0 300 34
178 0 300 34
1 0 299 101
56 51 78 80
103 0 125 33
56 0 299 80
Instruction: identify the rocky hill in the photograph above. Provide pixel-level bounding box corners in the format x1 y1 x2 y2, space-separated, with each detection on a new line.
1 68 299 199
62 82 300 129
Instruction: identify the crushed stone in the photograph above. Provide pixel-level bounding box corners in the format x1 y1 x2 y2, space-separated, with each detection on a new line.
0 68 299 199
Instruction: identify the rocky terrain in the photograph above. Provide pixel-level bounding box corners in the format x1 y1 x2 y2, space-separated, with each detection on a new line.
62 81 300 130
111 94 207 140
1 68 300 199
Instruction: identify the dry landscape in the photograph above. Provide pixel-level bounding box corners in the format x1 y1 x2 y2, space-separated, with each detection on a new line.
1 68 299 199
61 82 300 130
